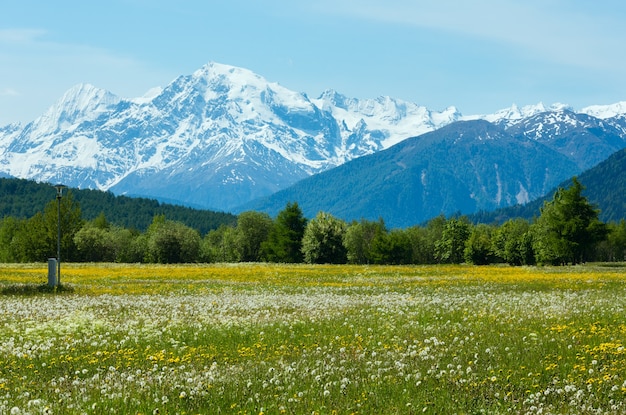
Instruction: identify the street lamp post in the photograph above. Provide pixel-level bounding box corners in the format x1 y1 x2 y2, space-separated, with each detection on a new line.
54 184 67 286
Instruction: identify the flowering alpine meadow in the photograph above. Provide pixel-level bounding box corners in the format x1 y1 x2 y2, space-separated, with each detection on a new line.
1 263 626 414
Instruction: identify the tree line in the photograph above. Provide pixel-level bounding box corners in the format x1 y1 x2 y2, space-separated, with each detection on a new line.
0 177 237 235
0 178 624 265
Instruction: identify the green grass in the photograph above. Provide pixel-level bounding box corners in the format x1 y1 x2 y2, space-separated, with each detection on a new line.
0 263 625 414
0 283 75 296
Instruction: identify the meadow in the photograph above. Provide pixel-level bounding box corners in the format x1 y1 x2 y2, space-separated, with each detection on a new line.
1 263 626 415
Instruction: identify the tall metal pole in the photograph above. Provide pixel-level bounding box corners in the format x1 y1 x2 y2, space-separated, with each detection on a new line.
57 191 61 285
54 184 66 286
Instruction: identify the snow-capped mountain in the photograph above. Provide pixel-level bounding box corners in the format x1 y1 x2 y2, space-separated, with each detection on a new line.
0 62 461 210
312 89 461 149
581 101 626 119
470 102 571 127
505 109 626 170
0 61 625 214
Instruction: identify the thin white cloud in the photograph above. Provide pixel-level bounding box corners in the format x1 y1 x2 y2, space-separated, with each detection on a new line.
0 30 139 70
0 28 47 44
0 88 20 97
307 0 625 70
0 27 165 123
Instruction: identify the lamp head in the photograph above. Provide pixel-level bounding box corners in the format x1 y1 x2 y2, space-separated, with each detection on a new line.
54 184 67 198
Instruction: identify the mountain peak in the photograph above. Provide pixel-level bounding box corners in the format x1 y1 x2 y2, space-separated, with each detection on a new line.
318 89 351 109
581 101 626 119
1 61 625 218
192 61 269 91
36 83 120 129
195 61 254 78
57 83 119 111
433 105 462 124
132 86 163 104
475 102 574 126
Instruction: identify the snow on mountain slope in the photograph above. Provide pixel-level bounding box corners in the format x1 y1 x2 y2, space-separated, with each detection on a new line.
313 89 461 148
0 62 463 210
581 101 626 119
1 61 625 212
464 102 572 126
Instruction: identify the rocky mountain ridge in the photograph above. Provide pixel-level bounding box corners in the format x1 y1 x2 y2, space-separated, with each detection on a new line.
1 61 625 215
241 115 626 227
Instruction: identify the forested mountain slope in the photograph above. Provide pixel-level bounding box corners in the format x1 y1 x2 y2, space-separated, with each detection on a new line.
0 178 236 234
239 120 583 227
470 147 626 224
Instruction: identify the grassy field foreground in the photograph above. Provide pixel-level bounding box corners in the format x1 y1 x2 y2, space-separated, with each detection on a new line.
1 263 626 414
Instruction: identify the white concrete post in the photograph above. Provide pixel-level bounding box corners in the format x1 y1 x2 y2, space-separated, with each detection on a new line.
48 258 57 287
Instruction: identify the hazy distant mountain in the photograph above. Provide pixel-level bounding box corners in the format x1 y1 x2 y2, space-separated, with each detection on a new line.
0 62 625 223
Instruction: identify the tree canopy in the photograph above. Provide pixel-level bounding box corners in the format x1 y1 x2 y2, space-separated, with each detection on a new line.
532 177 608 265
302 212 347 264
0 180 622 266
261 202 307 263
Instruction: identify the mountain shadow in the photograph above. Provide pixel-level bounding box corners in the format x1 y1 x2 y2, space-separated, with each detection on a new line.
238 120 581 228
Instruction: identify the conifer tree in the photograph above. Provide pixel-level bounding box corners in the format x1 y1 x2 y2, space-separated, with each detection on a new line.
532 177 608 265
262 202 307 263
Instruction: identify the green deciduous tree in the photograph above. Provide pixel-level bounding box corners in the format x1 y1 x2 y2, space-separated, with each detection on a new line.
371 228 413 265
492 218 534 265
435 217 471 264
606 220 626 262
144 215 201 263
201 225 240 263
343 219 386 264
73 212 141 263
45 191 84 262
10 213 47 262
235 211 273 262
405 215 447 265
0 216 22 262
464 224 496 265
10 191 83 262
74 225 116 262
302 211 347 264
110 227 143 263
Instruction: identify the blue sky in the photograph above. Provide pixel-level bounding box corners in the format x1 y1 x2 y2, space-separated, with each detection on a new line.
1 0 626 124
